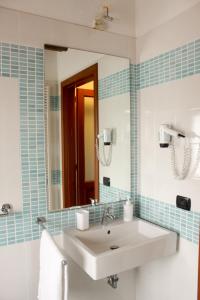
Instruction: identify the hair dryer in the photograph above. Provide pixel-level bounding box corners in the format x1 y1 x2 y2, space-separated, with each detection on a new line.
159 124 185 148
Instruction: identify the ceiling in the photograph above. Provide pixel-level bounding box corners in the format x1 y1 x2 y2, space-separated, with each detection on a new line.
0 0 199 37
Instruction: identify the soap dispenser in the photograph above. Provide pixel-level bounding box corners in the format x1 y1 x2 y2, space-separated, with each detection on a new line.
123 197 133 222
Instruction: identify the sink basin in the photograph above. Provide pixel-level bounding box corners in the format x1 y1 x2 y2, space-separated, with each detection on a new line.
63 218 177 280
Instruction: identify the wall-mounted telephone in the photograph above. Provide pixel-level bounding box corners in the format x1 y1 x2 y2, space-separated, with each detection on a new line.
96 128 113 166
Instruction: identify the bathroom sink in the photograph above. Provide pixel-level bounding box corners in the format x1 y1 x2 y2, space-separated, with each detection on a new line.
63 218 177 280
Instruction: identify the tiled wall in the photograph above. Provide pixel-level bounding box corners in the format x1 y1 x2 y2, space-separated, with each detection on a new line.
135 195 199 244
98 68 130 100
2 38 199 247
0 43 46 246
136 39 200 90
0 42 130 247
100 184 130 203
130 64 138 198
132 38 200 245
50 95 60 111
51 169 61 185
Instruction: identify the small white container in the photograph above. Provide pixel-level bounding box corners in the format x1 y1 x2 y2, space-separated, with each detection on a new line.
76 210 89 230
123 197 133 222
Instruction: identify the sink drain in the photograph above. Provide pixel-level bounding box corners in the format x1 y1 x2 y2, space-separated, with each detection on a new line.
110 245 119 250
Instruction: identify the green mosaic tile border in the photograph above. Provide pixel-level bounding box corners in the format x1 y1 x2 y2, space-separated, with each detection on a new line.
99 68 130 100
51 169 61 185
136 39 200 90
48 68 130 106
100 183 130 203
135 195 199 244
130 64 138 198
50 95 60 111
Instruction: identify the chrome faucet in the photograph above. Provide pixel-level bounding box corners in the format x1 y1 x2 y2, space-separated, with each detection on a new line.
101 206 115 225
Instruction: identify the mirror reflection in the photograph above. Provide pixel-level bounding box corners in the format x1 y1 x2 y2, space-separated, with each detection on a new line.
45 48 130 211
61 64 98 208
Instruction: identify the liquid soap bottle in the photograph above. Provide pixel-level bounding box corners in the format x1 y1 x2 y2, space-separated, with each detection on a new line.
123 197 133 222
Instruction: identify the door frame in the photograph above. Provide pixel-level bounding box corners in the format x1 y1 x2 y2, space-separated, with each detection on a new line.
76 88 95 205
61 64 99 207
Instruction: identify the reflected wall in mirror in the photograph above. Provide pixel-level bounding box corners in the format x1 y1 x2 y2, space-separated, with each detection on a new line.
45 48 131 211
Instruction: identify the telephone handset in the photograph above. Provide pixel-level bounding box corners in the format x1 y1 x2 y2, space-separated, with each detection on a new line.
96 128 113 166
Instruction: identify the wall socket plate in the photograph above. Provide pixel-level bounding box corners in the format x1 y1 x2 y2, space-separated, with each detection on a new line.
176 195 191 211
103 177 110 187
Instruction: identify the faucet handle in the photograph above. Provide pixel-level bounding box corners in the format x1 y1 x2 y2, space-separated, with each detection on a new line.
0 203 12 216
106 206 113 213
90 198 98 206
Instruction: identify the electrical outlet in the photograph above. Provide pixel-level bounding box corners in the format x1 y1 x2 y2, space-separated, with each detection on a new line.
176 195 191 211
103 177 110 187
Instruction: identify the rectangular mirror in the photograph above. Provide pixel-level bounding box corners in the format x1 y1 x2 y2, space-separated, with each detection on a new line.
45 47 130 211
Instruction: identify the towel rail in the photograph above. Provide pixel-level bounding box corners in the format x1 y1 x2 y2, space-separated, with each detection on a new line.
36 216 67 266
36 216 47 229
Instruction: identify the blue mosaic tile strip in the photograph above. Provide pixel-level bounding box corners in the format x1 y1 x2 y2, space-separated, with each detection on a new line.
51 169 61 185
136 39 200 90
135 195 199 245
50 95 60 111
99 183 130 203
98 68 130 100
130 64 138 198
45 200 126 236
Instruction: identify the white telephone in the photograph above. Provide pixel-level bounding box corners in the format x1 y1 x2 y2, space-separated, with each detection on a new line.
96 128 113 166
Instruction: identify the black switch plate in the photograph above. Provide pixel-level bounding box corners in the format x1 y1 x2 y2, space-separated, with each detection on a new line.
176 195 191 211
103 177 110 187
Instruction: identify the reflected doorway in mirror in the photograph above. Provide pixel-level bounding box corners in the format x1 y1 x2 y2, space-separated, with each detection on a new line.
61 64 99 208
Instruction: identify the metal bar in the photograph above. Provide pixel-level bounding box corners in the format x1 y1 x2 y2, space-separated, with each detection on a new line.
36 217 67 266
36 216 67 266
36 216 47 229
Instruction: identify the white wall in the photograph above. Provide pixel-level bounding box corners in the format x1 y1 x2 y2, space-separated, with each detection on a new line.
134 0 200 38
136 2 200 62
140 75 200 211
56 49 104 82
0 236 136 300
136 238 198 300
0 7 135 62
0 77 22 212
98 56 130 192
99 93 130 192
137 5 200 300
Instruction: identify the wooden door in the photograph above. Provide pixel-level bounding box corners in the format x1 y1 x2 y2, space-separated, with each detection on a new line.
77 88 95 205
61 84 77 207
61 64 99 208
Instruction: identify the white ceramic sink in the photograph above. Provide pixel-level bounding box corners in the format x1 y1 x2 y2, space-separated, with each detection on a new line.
63 218 177 280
